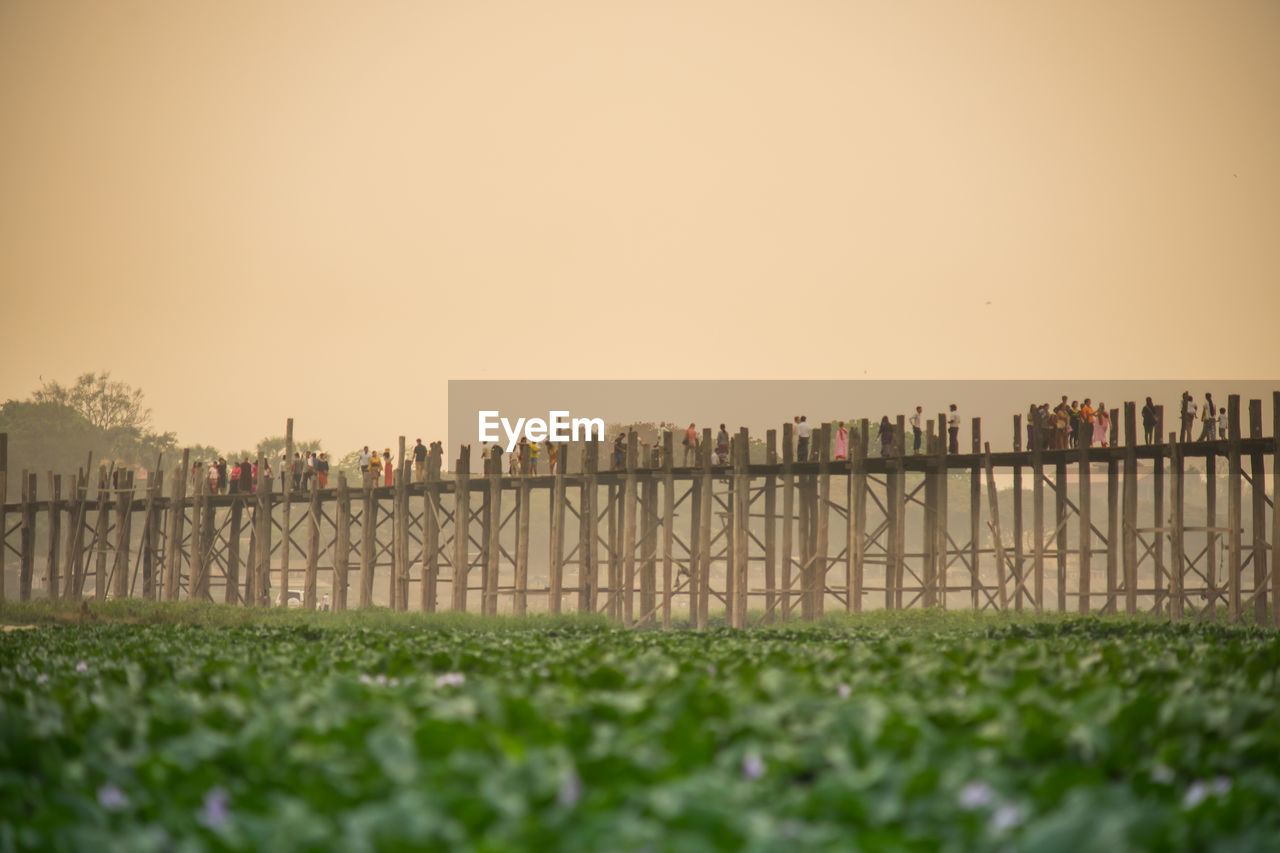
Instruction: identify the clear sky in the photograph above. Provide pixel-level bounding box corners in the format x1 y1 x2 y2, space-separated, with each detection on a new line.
2 1 1278 458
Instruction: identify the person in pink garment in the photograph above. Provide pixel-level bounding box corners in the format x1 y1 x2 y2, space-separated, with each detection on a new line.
834 421 848 460
1092 404 1111 447
383 449 393 486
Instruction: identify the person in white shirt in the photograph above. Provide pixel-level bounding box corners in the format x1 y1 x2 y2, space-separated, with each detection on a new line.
947 404 960 454
796 416 812 461
1218 406 1229 440
909 407 923 455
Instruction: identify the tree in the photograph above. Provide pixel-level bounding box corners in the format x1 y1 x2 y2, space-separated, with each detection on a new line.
254 435 326 461
33 372 151 432
0 400 101 492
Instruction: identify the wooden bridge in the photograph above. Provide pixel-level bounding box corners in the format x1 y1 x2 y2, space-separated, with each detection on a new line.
2 393 1277 627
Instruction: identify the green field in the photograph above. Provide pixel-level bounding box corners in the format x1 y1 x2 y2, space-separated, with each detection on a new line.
2 606 1278 851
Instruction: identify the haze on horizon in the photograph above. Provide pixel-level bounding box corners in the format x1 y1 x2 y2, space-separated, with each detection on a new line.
2 0 1278 458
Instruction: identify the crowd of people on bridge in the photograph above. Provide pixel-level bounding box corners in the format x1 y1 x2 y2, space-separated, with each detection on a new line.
178 391 1244 493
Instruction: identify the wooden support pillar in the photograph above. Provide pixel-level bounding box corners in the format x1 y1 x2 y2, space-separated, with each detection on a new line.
189 472 206 602
661 430 675 628
254 455 272 606
734 428 752 627
1169 433 1185 621
923 429 938 609
641 463 658 627
1011 416 1024 611
623 430 639 625
0 434 6 602
781 422 794 620
885 433 900 611
850 421 868 614
1247 400 1268 624
141 469 162 601
422 446 441 613
164 449 190 601
764 429 778 621
1123 403 1138 615
894 415 907 609
93 469 109 602
1032 419 1045 613
19 472 36 601
305 477 320 610
579 442 598 614
812 425 830 620
966 418 981 611
360 467 376 609
394 436 409 611
1153 410 1165 614
113 471 134 600
983 444 1009 610
1106 452 1119 616
696 427 713 629
486 447 504 616
550 438 568 615
281 418 294 606
1077 423 1091 614
1055 457 1068 612
334 472 351 612
65 467 90 601
452 445 470 612
45 474 61 600
1272 391 1280 627
1226 396 1243 621
1205 450 1218 621
223 493 242 605
606 481 619 621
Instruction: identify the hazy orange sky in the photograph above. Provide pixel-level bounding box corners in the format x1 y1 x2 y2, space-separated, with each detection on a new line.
2 1 1277 456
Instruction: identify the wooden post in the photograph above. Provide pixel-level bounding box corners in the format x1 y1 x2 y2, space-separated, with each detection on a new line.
1106 452 1119 616
164 449 190 601
1205 449 1218 621
1273 391 1280 627
813 425 830 620
46 474 61 600
1226 396 1242 621
606 481 619 621
1153 408 1165 614
923 429 938 609
360 464 376 609
697 428 713 629
451 446 471 613
579 442 598 614
661 430 675 628
730 429 748 626
113 471 133 600
1169 433 1185 621
516 446 532 616
394 435 409 611
0 434 6 601
1123 402 1138 615
65 467 90 601
226 494 243 605
641 463 658 626
781 422 794 620
967 418 982 612
622 430 638 625
304 476 320 610
1032 416 1045 613
850 421 868 614
334 471 351 611
495 448 512 616
1077 421 1091 614
281 418 294 607
894 415 907 609
688 456 702 623
1054 457 1068 612
422 445 441 612
983 444 1009 610
764 429 778 621
19 472 36 601
255 455 272 606
140 468 161 601
189 472 206 601
550 439 568 615
1011 415 1023 611
1247 400 1268 624
94 468 109 601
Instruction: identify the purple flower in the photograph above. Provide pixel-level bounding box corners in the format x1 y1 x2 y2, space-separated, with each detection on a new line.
989 804 1024 834
75 661 88 673
435 672 466 687
959 781 994 810
741 752 765 781
97 783 129 811
836 683 851 699
557 767 583 808
36 673 49 686
198 787 230 829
